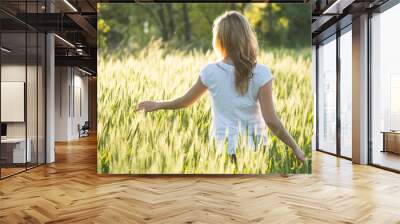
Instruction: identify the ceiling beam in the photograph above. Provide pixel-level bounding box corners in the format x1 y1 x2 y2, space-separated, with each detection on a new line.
14 13 82 32
67 13 97 39
55 55 96 71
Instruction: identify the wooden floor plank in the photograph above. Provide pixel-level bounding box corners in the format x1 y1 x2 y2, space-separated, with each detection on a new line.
0 135 399 223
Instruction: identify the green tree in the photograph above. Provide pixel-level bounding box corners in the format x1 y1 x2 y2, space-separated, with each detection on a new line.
98 3 311 54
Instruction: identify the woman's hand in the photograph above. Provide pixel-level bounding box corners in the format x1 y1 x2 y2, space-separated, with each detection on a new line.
292 147 305 163
136 101 161 113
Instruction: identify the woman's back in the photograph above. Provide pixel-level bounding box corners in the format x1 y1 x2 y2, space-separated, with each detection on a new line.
137 10 305 162
200 61 273 153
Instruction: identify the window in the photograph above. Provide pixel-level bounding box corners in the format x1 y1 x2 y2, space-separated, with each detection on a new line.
0 1 47 179
370 3 400 171
339 28 352 158
317 36 337 154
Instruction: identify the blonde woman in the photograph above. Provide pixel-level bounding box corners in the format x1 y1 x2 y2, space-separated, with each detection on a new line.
137 11 305 163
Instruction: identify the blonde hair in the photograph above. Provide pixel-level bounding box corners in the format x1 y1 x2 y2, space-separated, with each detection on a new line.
212 11 259 95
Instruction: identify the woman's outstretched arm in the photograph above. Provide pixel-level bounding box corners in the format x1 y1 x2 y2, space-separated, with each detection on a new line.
136 77 207 113
258 80 305 163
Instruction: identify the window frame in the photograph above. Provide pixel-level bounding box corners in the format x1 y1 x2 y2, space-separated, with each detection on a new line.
315 23 353 161
367 0 400 173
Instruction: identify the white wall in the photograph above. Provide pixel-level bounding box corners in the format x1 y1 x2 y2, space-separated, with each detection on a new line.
55 67 69 141
71 72 89 138
55 67 89 141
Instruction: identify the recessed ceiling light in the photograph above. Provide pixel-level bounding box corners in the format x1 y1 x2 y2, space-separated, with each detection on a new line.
63 0 78 12
78 67 93 76
323 0 354 15
1 47 11 53
54 34 75 48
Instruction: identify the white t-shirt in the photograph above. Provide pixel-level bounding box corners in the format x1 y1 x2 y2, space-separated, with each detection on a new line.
200 61 273 154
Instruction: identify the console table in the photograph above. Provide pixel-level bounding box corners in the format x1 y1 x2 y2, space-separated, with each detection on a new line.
381 131 400 154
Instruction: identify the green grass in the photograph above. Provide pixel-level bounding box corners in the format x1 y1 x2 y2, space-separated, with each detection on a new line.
97 43 313 174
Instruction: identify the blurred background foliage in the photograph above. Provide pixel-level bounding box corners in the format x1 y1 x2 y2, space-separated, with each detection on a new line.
98 3 311 54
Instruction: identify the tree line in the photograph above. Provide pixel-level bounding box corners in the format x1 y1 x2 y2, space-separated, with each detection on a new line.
98 3 311 53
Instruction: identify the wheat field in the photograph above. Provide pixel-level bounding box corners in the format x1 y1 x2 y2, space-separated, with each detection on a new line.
97 44 313 174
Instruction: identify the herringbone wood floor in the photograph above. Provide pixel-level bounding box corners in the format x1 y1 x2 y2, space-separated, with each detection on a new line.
1 135 400 224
